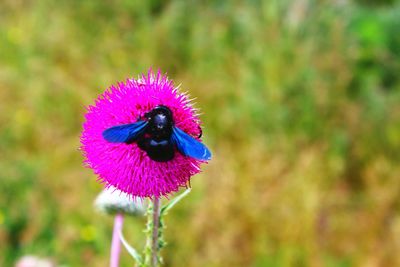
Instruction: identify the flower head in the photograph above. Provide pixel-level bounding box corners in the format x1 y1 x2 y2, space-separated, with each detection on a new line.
81 69 210 198
16 256 55 267
94 186 145 216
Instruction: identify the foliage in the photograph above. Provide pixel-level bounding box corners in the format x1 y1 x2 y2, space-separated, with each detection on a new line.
1 0 400 266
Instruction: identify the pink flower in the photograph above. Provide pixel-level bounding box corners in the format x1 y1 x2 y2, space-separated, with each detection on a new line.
16 256 55 267
81 70 211 198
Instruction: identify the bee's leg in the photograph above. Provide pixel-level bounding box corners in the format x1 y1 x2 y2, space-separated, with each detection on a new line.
197 126 203 138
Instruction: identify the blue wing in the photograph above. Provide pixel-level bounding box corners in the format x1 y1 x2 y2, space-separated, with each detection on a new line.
102 120 148 143
171 126 211 160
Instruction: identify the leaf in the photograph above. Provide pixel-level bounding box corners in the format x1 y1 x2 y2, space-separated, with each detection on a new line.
119 230 143 264
161 188 191 215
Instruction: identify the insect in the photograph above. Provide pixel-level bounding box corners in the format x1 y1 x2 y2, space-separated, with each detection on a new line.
102 105 211 162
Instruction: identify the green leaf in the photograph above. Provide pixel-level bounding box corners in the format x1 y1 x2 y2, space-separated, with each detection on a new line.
119 230 143 264
160 188 191 215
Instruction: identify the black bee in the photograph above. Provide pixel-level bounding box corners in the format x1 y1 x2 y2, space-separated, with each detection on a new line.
102 105 211 162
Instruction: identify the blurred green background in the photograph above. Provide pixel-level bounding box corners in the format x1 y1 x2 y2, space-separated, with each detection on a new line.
1 0 400 266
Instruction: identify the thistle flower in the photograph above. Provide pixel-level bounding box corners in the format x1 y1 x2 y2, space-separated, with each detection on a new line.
94 186 145 216
94 187 144 267
15 256 55 267
81 69 211 198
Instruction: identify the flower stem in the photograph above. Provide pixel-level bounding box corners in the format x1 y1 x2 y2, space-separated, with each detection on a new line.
110 213 124 267
143 197 161 267
151 197 160 267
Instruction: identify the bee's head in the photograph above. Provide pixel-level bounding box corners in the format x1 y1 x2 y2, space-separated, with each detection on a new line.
145 105 173 138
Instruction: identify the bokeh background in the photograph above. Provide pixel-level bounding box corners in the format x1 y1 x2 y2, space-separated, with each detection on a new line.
1 0 400 266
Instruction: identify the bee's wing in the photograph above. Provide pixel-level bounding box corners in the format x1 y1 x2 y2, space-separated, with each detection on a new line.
102 121 148 143
171 126 211 160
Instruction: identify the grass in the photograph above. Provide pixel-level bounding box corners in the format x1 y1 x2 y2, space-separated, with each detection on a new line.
1 0 400 266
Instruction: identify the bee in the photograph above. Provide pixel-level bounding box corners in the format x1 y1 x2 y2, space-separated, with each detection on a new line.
102 105 211 162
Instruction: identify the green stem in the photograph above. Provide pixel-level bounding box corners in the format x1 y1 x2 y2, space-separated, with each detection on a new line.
151 197 160 267
141 189 190 267
143 197 161 267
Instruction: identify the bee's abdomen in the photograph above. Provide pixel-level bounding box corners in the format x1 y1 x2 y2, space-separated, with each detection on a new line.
138 138 175 162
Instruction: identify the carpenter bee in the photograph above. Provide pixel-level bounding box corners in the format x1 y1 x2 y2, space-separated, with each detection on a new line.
102 105 211 162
